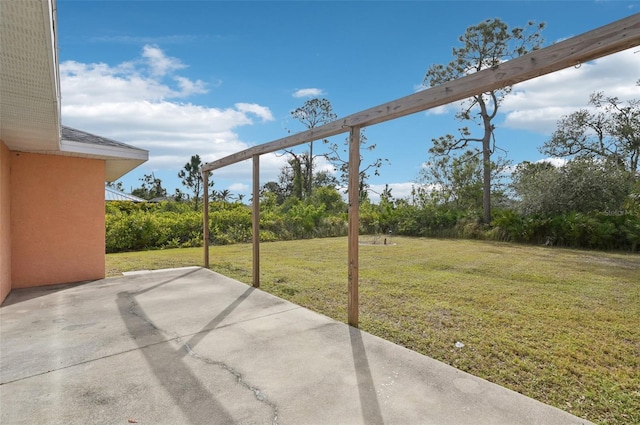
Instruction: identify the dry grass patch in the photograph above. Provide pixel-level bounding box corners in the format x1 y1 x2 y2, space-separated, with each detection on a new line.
106 237 640 425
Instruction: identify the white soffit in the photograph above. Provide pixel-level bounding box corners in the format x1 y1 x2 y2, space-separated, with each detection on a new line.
0 0 61 151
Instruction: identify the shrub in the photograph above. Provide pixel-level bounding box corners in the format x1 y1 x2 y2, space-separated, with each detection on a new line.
106 196 640 253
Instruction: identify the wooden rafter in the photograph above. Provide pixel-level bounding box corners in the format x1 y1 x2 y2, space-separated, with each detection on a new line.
202 13 640 173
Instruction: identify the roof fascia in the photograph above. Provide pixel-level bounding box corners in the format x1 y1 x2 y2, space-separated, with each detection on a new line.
60 139 149 161
44 0 61 145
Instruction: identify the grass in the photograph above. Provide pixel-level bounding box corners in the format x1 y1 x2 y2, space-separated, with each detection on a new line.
106 237 640 425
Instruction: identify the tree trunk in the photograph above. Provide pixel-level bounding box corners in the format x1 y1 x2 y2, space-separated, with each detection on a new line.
291 155 303 199
307 141 314 198
482 138 491 224
479 96 493 225
194 182 200 212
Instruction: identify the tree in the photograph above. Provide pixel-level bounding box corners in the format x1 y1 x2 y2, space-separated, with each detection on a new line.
511 157 632 215
173 188 187 202
178 154 212 211
210 189 232 203
313 169 339 189
131 173 167 200
290 155 305 199
324 129 388 202
106 181 125 192
418 149 509 212
423 18 545 223
541 89 640 179
286 98 337 199
260 181 288 205
419 150 483 210
307 186 346 215
262 160 340 206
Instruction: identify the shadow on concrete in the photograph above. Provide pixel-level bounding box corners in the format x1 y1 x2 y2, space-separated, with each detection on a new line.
116 270 238 425
0 265 201 308
1 280 97 307
132 267 202 296
114 270 257 425
349 326 384 425
182 286 255 353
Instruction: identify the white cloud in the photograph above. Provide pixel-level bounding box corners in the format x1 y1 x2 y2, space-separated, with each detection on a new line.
60 45 278 190
235 103 275 122
501 47 640 134
425 104 455 116
505 157 568 177
61 61 172 103
314 155 336 175
60 49 208 103
141 44 186 76
173 76 207 96
368 182 417 203
292 88 325 98
228 183 249 192
536 157 567 168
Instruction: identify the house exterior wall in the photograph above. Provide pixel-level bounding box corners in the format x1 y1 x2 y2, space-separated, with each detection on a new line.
0 141 11 303
10 152 105 288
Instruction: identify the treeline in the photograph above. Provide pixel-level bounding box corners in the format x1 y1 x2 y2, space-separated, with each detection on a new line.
106 173 640 253
105 186 349 253
107 80 639 253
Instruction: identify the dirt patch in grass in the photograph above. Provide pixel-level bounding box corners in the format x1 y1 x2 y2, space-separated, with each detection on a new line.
578 254 639 269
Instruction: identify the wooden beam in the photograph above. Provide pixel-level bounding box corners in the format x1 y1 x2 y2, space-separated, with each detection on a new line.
203 171 210 269
252 154 260 288
348 126 360 327
202 14 640 173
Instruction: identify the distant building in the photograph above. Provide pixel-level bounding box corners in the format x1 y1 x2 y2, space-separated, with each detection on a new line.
105 185 148 203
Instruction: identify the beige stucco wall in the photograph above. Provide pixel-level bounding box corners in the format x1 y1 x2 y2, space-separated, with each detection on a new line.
0 141 11 303
10 152 106 288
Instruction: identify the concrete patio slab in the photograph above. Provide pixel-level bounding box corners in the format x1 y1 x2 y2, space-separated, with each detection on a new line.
1 267 593 425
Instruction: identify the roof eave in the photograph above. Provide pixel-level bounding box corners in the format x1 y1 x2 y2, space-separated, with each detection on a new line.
0 0 61 152
59 139 149 181
60 139 149 162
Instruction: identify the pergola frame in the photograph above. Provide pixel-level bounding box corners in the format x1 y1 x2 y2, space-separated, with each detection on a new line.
202 14 640 327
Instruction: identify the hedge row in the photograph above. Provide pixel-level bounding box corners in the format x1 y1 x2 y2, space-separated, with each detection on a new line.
490 210 640 251
105 201 348 253
106 201 640 253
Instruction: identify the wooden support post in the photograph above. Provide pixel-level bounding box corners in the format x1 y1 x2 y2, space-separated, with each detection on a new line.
203 170 210 269
252 155 260 288
348 126 360 327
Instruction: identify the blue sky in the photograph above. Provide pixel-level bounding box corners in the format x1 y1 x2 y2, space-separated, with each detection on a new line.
57 1 640 201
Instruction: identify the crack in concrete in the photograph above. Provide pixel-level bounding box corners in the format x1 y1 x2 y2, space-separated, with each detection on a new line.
125 292 280 425
182 341 279 425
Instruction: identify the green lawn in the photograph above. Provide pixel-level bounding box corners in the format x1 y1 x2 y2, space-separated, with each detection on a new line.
106 237 640 425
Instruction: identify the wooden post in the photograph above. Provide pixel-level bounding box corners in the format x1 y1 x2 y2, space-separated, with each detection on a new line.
203 170 210 269
252 155 260 288
348 126 360 327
